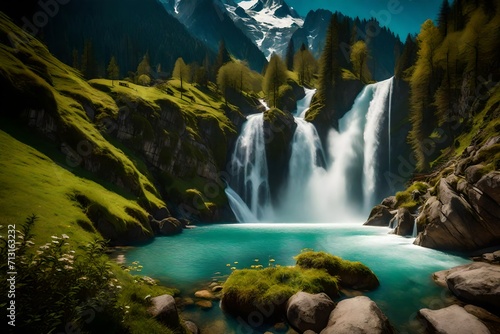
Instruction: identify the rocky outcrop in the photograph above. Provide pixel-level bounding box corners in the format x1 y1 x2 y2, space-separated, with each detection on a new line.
148 294 181 329
150 217 183 236
414 168 500 251
393 208 415 236
320 296 393 334
364 205 393 227
286 292 335 333
184 321 199 334
464 304 500 334
263 107 297 203
418 305 490 334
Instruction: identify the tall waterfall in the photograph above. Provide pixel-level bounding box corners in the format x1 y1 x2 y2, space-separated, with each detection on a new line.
227 78 394 222
229 114 274 220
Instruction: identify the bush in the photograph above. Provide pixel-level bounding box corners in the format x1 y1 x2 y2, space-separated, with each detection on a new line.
0 215 125 333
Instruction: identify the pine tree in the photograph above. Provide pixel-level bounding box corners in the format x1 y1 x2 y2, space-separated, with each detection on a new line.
72 49 79 71
137 52 151 78
316 14 341 113
285 38 295 71
81 40 97 79
107 56 120 86
215 40 231 79
394 34 417 79
263 53 288 108
437 0 451 36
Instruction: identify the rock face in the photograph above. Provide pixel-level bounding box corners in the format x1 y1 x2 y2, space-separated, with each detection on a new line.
393 207 415 236
320 296 393 334
412 136 500 252
364 205 393 227
418 305 490 334
415 169 500 251
286 292 335 333
148 294 180 329
263 107 297 204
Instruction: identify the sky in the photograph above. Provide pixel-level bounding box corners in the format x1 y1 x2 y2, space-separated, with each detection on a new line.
237 0 444 39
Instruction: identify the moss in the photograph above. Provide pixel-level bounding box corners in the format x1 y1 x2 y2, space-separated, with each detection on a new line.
222 266 338 321
395 181 430 210
295 251 379 290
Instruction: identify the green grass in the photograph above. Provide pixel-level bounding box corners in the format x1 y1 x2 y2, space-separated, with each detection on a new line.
0 130 153 245
222 266 339 319
295 251 379 290
394 181 429 210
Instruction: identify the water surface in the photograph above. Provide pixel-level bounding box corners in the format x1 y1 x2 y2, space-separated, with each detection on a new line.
125 223 469 333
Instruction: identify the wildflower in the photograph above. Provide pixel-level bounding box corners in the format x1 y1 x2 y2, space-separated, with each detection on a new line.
17 235 24 240
36 251 43 255
69 250 75 254
62 234 69 239
125 306 130 309
254 259 259 262
64 265 73 270
226 264 230 267
79 276 88 280
116 285 122 289
144 294 151 300
52 240 59 244
231 267 236 270
234 261 238 264
269 259 275 262
51 236 59 239
26 240 35 245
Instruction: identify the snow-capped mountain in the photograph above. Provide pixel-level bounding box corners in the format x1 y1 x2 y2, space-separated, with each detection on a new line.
224 0 303 59
159 0 268 71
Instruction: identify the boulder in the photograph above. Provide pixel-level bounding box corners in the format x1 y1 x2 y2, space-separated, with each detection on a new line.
286 292 335 333
446 262 500 310
364 205 394 227
320 296 393 334
418 305 489 334
148 294 180 328
464 304 500 334
153 206 171 220
194 290 216 300
393 207 415 236
184 320 199 334
195 300 213 309
158 217 183 236
381 196 397 210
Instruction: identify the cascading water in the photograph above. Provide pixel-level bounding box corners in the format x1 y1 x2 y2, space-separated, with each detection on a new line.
227 78 394 222
363 77 394 211
228 114 274 220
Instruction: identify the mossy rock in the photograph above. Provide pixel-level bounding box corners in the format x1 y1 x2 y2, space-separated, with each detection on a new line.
295 251 379 290
221 266 339 324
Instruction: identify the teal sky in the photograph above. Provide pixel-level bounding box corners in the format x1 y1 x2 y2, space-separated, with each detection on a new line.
239 0 444 39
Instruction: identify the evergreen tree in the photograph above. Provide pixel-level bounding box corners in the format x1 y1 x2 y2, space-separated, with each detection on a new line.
285 38 295 71
107 56 120 86
294 43 317 86
408 20 442 171
137 52 151 78
215 40 231 79
350 40 371 83
81 40 98 79
316 14 341 114
438 0 451 36
173 57 190 99
263 53 288 108
394 34 418 79
72 49 79 71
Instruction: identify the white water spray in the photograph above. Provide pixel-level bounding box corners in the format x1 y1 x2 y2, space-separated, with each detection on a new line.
229 114 273 220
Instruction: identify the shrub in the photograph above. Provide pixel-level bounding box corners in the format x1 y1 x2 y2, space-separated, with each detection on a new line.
0 215 124 333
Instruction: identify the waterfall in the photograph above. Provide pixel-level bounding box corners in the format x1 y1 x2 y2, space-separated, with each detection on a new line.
388 78 394 171
229 114 273 220
228 78 394 223
225 186 258 223
363 77 394 210
295 88 316 117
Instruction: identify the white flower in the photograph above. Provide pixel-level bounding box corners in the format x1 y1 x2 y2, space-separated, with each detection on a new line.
51 236 59 239
52 240 59 244
62 234 69 239
116 285 122 289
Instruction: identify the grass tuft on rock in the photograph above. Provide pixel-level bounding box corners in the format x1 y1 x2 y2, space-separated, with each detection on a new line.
222 266 338 321
295 251 380 290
